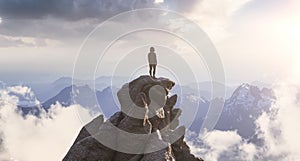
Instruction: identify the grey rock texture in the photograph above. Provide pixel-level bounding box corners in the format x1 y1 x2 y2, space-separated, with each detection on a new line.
63 75 203 161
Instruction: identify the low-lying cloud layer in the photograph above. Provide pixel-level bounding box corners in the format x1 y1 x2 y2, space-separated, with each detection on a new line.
186 130 256 161
0 87 95 161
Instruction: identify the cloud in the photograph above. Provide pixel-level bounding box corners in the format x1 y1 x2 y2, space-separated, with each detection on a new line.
7 86 33 97
186 130 256 161
0 0 74 20
0 89 96 161
0 35 35 47
0 0 152 43
0 0 253 48
0 17 98 43
254 83 300 160
0 0 173 21
186 0 252 42
0 89 18 105
0 0 201 44
0 34 60 47
0 85 40 106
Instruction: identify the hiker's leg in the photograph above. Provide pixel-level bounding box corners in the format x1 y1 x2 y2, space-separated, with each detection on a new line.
153 65 156 77
149 65 152 76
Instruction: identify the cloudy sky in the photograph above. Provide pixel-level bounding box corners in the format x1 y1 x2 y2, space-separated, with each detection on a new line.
0 0 299 85
0 2 300 160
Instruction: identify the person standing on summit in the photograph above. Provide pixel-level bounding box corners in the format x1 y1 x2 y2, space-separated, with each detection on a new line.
148 47 157 78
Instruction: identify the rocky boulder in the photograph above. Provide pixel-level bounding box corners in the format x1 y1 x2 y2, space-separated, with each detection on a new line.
63 75 203 161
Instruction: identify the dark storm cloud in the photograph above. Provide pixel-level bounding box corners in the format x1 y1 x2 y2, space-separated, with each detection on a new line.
0 0 158 20
0 0 73 19
0 0 157 41
0 0 198 45
0 18 93 39
0 0 198 20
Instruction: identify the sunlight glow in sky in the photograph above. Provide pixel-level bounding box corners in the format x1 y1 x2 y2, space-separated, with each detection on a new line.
278 21 300 47
0 0 299 84
273 8 300 82
154 0 164 4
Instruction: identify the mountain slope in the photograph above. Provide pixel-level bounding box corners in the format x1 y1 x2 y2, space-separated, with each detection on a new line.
42 85 98 110
215 83 275 139
42 84 120 118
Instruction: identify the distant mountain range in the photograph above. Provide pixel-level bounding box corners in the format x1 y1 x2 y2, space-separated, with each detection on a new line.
24 76 128 102
17 76 242 102
42 85 119 118
2 76 277 143
167 83 275 142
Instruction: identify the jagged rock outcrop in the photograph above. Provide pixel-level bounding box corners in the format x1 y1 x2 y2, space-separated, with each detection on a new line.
63 75 203 161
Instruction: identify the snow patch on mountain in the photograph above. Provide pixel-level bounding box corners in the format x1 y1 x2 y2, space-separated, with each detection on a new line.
226 83 275 112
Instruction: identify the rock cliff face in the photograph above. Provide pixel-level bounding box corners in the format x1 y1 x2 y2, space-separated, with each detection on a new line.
63 75 203 161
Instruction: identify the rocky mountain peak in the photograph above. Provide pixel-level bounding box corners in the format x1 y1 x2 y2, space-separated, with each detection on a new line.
63 75 203 161
226 83 275 110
